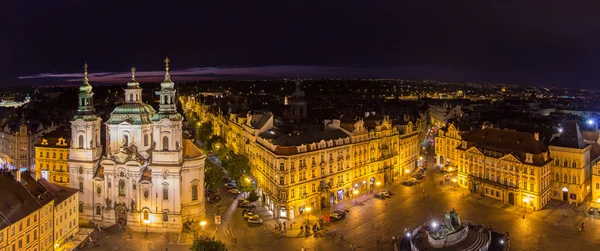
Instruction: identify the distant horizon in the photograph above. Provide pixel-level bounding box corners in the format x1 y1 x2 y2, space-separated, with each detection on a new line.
11 65 572 90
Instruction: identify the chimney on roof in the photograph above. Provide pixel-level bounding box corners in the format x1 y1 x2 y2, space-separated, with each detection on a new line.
15 170 21 183
534 132 540 141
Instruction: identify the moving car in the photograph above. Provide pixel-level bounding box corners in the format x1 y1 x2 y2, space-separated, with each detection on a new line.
247 218 263 224
331 212 345 220
243 211 258 219
380 190 394 196
229 189 241 194
373 194 386 199
209 195 222 204
379 191 391 198
332 210 347 217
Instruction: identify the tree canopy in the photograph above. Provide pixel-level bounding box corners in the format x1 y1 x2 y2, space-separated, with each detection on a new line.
247 189 259 203
189 235 227 251
198 121 213 143
221 152 251 185
204 161 225 191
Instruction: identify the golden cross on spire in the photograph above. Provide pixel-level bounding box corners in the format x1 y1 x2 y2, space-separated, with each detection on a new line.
84 63 88 76
131 66 136 80
164 57 170 71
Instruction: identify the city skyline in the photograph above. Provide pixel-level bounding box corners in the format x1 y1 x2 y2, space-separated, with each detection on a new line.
4 1 600 88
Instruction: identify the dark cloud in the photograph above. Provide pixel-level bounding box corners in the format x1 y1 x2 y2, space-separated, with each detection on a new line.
3 1 600 88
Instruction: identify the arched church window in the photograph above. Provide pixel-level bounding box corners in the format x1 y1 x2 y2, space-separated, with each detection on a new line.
79 203 84 213
163 211 168 222
162 136 169 151
143 210 149 220
129 93 133 102
191 184 198 201
96 205 101 216
123 135 129 147
144 134 149 147
119 180 126 196
78 135 84 149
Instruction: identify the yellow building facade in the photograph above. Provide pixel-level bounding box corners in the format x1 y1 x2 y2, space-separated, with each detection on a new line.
435 123 474 169
453 128 553 211
191 99 421 218
35 131 71 187
0 171 78 251
591 163 600 207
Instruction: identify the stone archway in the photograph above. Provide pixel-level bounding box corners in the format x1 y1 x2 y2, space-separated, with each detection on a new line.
438 155 444 166
320 196 328 209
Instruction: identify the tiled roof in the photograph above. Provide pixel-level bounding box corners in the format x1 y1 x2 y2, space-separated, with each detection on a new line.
550 121 586 149
463 128 548 154
0 173 51 230
38 179 78 205
35 130 71 148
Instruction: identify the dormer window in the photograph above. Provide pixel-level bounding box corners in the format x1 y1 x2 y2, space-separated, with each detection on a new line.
525 153 533 163
41 139 48 145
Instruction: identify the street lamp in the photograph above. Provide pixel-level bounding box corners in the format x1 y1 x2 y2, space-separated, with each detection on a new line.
200 221 207 235
448 167 453 172
375 181 381 194
353 190 358 205
143 219 150 237
305 207 312 225
451 178 457 190
523 197 530 213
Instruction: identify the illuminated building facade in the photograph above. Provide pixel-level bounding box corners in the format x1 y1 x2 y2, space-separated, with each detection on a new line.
455 127 553 211
193 79 421 219
0 119 55 171
34 130 71 187
68 62 206 232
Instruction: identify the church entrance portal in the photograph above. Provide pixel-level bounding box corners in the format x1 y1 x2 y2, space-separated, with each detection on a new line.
115 206 127 224
562 187 569 201
508 193 515 205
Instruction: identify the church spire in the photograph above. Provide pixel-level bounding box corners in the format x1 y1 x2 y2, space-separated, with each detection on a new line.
131 66 136 81
164 57 171 81
74 63 97 118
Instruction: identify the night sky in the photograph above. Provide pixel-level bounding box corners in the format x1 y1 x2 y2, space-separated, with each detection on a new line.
3 1 600 88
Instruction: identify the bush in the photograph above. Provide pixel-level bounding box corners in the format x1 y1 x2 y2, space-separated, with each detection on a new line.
190 235 227 251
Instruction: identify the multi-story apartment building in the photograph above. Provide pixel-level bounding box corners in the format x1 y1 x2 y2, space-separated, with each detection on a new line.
0 119 55 170
39 179 79 250
548 121 600 205
454 127 553 211
435 123 474 169
191 86 422 219
0 171 77 251
34 130 71 187
591 161 600 208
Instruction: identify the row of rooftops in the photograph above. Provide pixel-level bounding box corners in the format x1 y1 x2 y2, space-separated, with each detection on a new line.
441 120 600 166
0 170 78 231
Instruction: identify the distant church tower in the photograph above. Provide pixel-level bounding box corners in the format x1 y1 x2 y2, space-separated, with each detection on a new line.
68 63 103 224
288 74 307 120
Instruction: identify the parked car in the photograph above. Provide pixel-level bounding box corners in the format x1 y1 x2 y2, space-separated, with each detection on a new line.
373 194 386 199
322 215 332 222
379 191 391 198
247 218 263 224
589 207 598 214
225 183 236 189
229 189 241 194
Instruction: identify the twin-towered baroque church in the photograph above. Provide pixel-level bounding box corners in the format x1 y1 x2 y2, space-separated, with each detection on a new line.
68 59 206 232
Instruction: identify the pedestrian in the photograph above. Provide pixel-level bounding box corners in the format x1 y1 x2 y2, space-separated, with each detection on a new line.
283 222 286 231
300 225 303 231
301 247 306 251
392 236 396 243
581 222 585 231
340 233 344 241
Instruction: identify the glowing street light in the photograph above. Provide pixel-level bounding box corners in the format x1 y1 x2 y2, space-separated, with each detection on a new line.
353 190 358 205
200 221 207 231
588 119 594 125
448 167 453 172
431 221 438 228
143 219 151 237
376 181 381 193
305 207 312 224
523 197 530 213
451 178 457 190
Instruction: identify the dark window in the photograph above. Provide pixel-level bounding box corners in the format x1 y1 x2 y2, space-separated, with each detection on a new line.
79 203 83 213
162 136 169 151
163 187 168 200
144 134 149 146
78 135 84 149
79 182 83 191
95 206 101 215
192 185 198 201
163 212 168 222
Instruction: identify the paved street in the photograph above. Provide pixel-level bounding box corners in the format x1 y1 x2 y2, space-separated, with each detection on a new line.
81 149 600 251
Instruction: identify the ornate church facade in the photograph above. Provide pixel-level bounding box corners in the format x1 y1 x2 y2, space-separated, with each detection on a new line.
68 60 206 232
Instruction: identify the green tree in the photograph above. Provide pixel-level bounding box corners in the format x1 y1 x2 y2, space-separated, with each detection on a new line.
207 136 225 153
247 189 259 203
189 235 227 251
198 121 213 142
221 153 250 185
204 161 225 191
